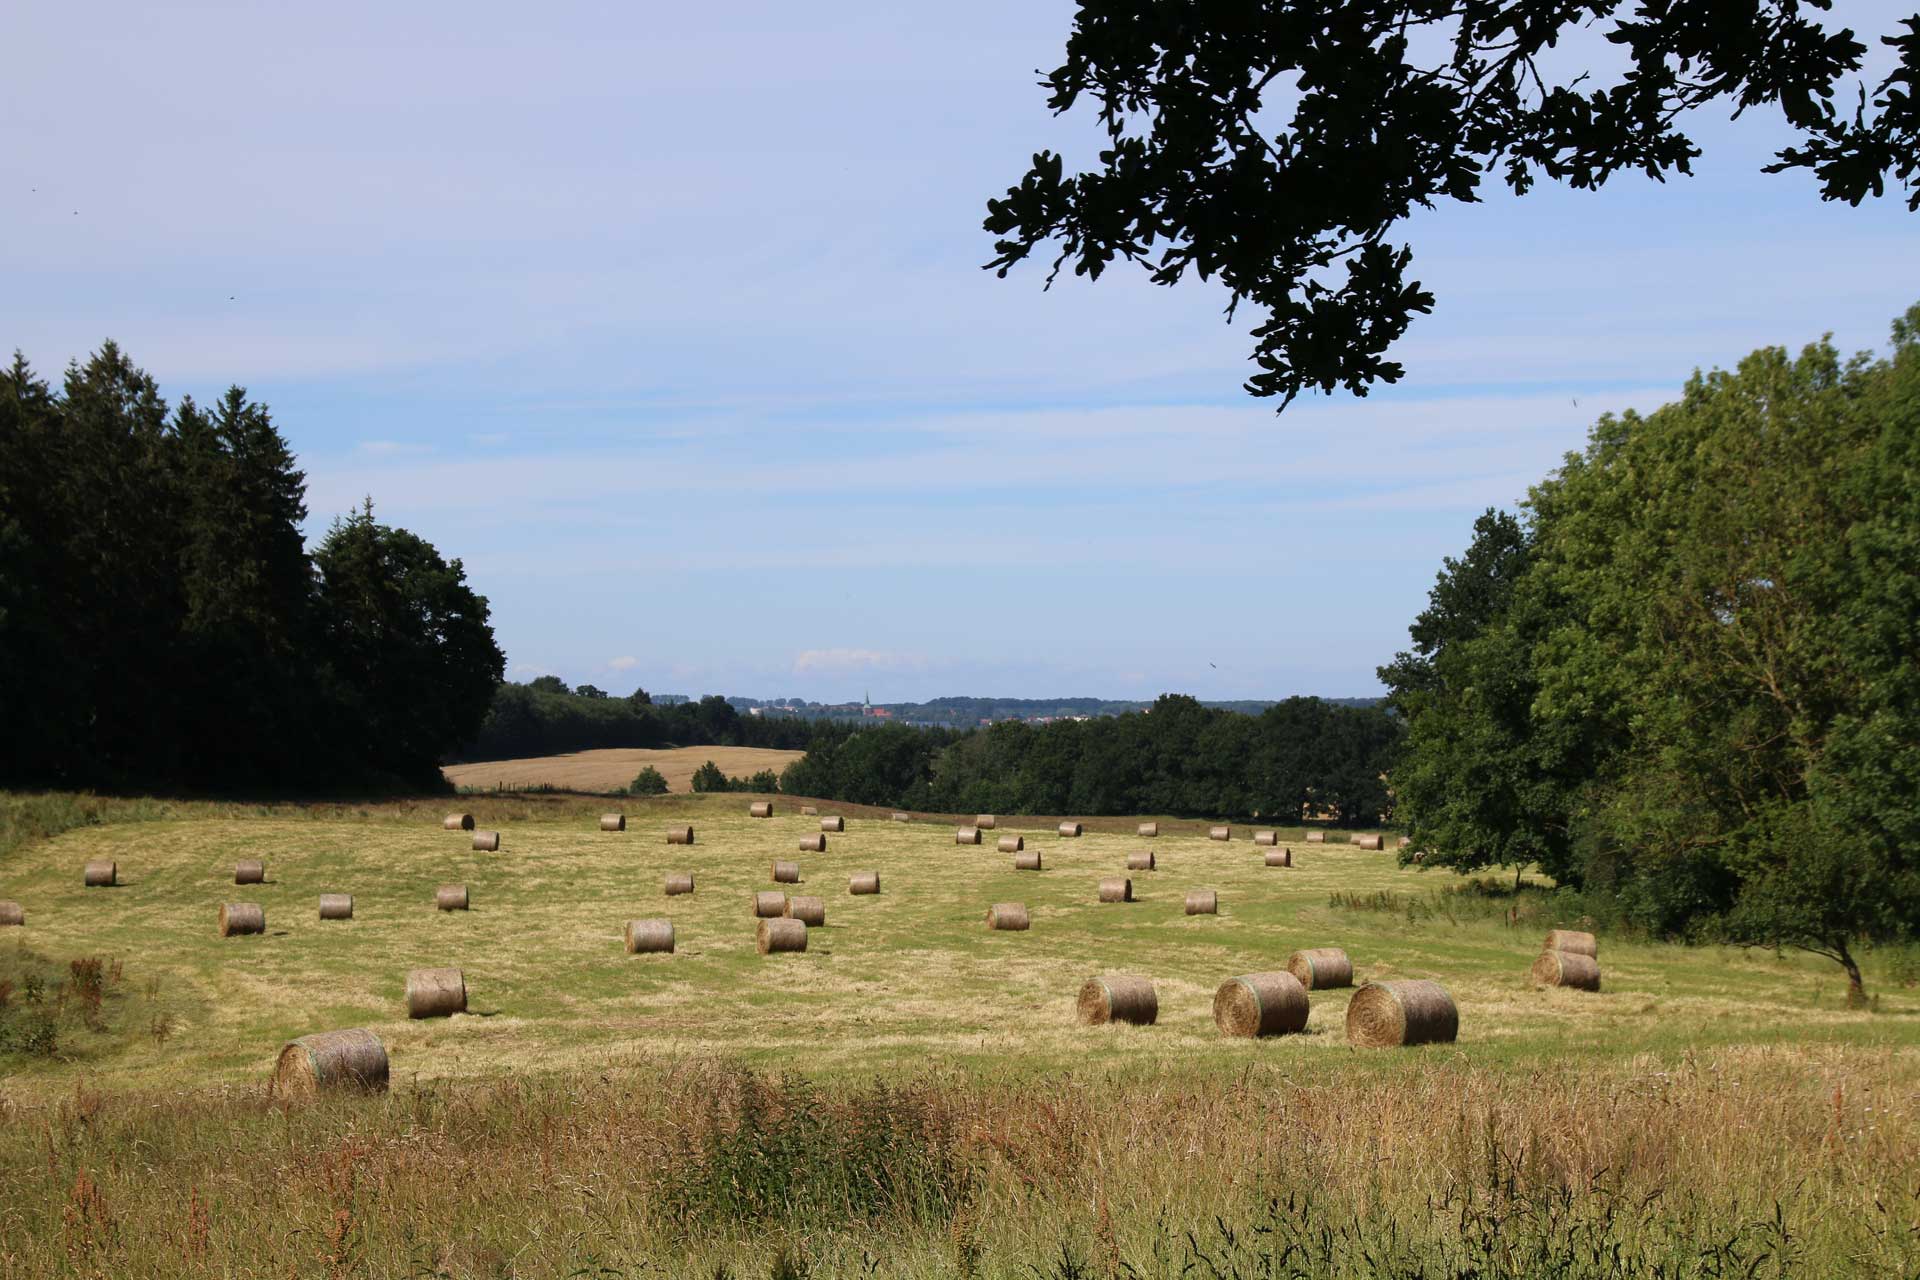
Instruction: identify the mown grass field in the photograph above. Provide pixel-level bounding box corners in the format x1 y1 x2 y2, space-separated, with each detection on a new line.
441 745 805 794
1 792 1916 1278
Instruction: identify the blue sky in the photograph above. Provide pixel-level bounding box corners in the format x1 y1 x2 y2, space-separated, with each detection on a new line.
5 1 1915 702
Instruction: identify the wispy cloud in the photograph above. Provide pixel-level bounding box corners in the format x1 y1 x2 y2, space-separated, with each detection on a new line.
607 655 638 671
793 649 930 675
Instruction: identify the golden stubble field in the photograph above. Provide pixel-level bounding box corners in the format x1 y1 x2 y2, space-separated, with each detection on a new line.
2 794 1914 1099
441 745 804 793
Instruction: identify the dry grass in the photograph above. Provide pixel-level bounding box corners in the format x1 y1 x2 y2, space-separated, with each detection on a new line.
441 745 805 794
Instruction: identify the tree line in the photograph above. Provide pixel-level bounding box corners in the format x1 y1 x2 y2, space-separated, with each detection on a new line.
1382 307 1920 999
458 679 844 759
0 344 504 791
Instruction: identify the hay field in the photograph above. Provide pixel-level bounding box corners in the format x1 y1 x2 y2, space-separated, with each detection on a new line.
1 794 1913 1096
441 745 804 793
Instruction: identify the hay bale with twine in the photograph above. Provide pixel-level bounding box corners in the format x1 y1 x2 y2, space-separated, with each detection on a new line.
772 860 801 884
753 890 788 918
0 902 22 927
1014 849 1043 871
83 860 117 887
472 831 501 852
664 872 695 896
1543 929 1598 958
665 825 694 845
1185 889 1218 915
1531 949 1601 991
1058 821 1083 837
406 967 467 1019
1097 876 1133 903
976 814 998 829
1264 848 1292 867
624 919 674 954
1253 830 1278 846
1208 825 1231 841
443 813 473 831
757 918 807 953
800 833 827 852
435 884 469 912
318 893 353 920
955 826 981 845
986 902 1030 931
1213 971 1309 1037
1286 947 1353 989
997 834 1025 853
235 859 265 884
273 1028 389 1097
819 816 845 833
750 802 775 818
1346 979 1458 1047
801 805 818 816
1137 822 1158 838
1353 834 1384 850
1127 849 1156 871
1077 975 1157 1026
1305 831 1326 844
219 903 264 937
600 813 626 832
784 895 826 927
848 871 880 895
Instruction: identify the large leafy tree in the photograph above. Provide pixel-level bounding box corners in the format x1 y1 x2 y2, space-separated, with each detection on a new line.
987 2 1918 407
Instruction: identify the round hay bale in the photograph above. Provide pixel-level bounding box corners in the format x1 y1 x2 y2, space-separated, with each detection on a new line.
955 826 981 845
1208 825 1231 841
800 805 818 816
1137 822 1158 838
1305 831 1326 844
800 834 827 852
1213 971 1308 1037
784 895 826 927
1058 821 1083 838
1531 949 1601 991
83 860 117 888
772 860 801 884
819 816 845 833
1353 834 1384 850
272 1028 389 1097
664 872 695 896
1286 947 1353 989
0 901 24 927
1127 849 1156 871
1014 849 1043 871
235 859 265 884
406 967 467 1019
1398 835 1412 848
1077 975 1157 1026
848 871 880 895
986 902 1030 931
665 825 694 845
750 802 775 818
1251 830 1276 846
624 919 674 954
1184 889 1218 915
472 831 501 852
218 903 264 937
1264 849 1292 867
1346 979 1458 1047
752 890 788 918
757 918 807 953
1543 929 1598 958
997 834 1025 853
975 814 997 830
600 813 626 832
443 813 474 831
318 893 354 921
891 812 910 822
1097 876 1133 903
435 884 469 912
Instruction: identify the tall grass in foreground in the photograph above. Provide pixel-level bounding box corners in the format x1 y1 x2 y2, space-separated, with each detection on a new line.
0 1049 1912 1279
